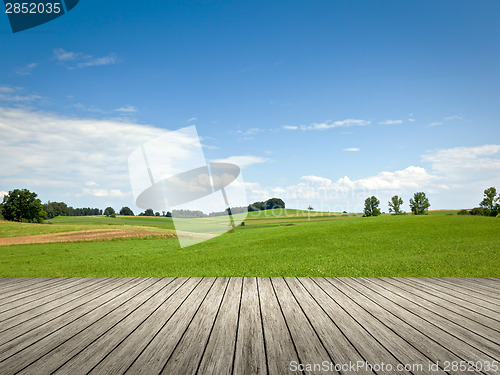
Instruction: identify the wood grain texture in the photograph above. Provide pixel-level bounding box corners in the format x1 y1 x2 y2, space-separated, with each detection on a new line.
0 277 498 375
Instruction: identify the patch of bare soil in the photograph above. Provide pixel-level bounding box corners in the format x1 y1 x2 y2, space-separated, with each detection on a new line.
0 229 176 246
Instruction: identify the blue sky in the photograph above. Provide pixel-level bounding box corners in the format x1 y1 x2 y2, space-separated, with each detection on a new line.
1 0 499 213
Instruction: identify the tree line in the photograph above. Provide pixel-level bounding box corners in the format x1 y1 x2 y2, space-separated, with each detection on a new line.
1 186 498 223
362 187 500 217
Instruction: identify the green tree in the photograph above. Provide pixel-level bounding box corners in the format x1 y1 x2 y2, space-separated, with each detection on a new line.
144 208 154 216
363 196 381 217
0 189 46 223
388 195 404 215
119 206 134 216
480 187 499 216
307 205 314 211
104 207 115 217
409 192 430 215
265 198 285 210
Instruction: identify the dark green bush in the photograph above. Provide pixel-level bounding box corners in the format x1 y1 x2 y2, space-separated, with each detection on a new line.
470 207 484 216
457 209 470 215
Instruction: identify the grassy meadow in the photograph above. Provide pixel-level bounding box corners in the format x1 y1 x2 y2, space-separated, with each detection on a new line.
0 210 498 277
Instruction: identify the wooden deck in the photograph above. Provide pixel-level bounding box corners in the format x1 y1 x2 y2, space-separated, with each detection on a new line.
0 277 499 374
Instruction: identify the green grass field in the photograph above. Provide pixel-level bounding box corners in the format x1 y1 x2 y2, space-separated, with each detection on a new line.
0 211 498 277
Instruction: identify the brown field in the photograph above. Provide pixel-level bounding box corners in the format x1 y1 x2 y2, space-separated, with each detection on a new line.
0 228 175 246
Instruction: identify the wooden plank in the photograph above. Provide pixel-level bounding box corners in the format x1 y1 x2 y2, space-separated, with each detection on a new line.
299 277 404 373
49 278 186 374
161 278 229 374
403 278 500 320
423 278 500 308
0 278 142 362
16 278 174 375
320 278 434 374
0 278 56 297
0 278 160 374
0 277 118 335
353 278 499 367
257 277 300 375
0 277 72 309
382 278 500 340
0 278 109 322
438 278 500 301
271 277 337 375
88 278 202 375
335 278 483 375
196 277 242 375
285 278 373 375
366 278 500 358
232 277 268 375
124 278 216 375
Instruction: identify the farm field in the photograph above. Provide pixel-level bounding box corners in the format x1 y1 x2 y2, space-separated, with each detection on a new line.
0 210 498 277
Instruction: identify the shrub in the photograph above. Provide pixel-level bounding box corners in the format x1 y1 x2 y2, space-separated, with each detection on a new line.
470 207 484 216
457 209 470 215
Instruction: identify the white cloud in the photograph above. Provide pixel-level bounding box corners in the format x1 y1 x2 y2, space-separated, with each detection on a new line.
238 128 264 136
115 106 137 113
187 117 197 122
343 148 360 152
0 85 42 102
379 120 403 125
0 106 170 205
82 188 127 198
283 125 298 130
427 121 443 127
245 144 500 211
15 63 38 76
0 190 8 199
444 115 462 121
211 155 269 168
300 119 371 131
422 144 500 178
53 48 119 69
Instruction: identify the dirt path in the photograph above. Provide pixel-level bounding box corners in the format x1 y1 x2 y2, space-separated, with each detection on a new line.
0 229 176 246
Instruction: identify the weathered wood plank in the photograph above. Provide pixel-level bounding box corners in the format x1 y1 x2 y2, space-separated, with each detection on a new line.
354 278 499 370
197 277 242 375
286 277 373 375
258 277 300 375
401 278 500 320
271 277 337 375
88 277 201 375
161 278 229 374
51 278 186 374
0 277 121 337
382 278 500 340
233 277 267 375
0 278 160 374
339 278 483 375
125 278 215 375
0 277 108 322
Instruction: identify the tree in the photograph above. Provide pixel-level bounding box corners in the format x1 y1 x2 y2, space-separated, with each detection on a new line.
409 192 430 215
363 196 381 217
388 195 404 215
144 208 154 216
265 198 285 210
104 207 115 217
480 187 499 216
307 205 314 211
119 206 134 216
0 189 46 223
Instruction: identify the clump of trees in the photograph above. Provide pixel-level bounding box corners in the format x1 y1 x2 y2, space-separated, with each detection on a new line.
0 189 46 223
479 187 499 216
248 198 285 212
363 196 381 217
119 207 134 216
44 201 102 219
104 207 116 217
409 192 430 215
388 195 404 215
